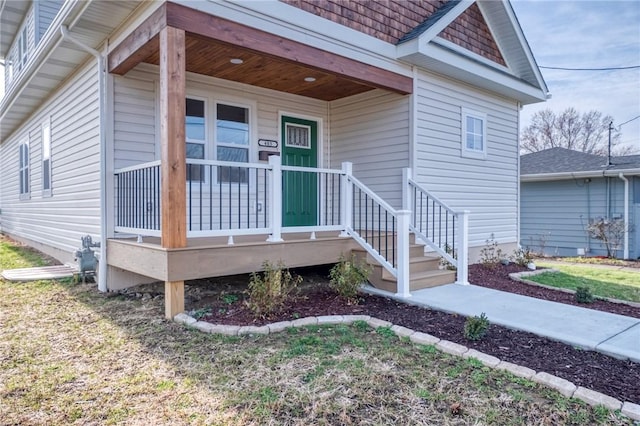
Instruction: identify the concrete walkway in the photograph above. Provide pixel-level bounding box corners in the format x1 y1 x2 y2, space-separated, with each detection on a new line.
365 284 640 363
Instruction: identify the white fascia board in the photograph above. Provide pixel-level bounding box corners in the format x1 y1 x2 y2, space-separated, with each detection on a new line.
521 169 640 182
498 0 548 95
173 0 412 77
404 39 547 104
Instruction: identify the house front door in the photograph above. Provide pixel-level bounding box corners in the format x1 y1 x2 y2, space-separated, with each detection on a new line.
281 115 318 227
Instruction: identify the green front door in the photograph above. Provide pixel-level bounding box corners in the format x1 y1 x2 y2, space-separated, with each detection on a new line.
281 116 318 227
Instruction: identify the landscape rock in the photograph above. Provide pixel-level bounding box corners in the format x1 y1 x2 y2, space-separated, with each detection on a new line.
238 325 270 335
495 361 536 379
436 340 468 357
573 387 621 411
366 318 392 329
174 313 197 326
409 332 440 346
463 349 501 367
268 321 292 333
391 324 415 338
292 317 318 327
621 401 640 421
532 372 577 397
317 315 344 325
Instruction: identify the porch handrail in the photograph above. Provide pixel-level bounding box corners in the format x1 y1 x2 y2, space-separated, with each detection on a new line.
114 160 161 175
403 168 469 285
346 173 411 297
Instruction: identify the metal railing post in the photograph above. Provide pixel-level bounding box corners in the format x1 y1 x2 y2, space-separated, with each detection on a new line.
456 210 470 285
396 209 411 298
340 162 353 237
267 155 283 242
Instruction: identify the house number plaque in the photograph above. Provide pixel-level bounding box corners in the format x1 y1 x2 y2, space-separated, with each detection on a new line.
258 139 278 148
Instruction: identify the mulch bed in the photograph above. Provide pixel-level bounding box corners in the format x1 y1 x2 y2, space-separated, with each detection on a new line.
197 264 640 405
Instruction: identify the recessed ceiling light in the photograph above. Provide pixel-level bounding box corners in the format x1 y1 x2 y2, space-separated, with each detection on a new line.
230 58 243 64
304 77 316 82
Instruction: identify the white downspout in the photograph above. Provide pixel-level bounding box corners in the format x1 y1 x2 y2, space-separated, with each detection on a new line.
618 173 629 259
60 26 108 291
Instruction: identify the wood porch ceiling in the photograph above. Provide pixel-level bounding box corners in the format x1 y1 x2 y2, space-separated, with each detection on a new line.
108 2 412 101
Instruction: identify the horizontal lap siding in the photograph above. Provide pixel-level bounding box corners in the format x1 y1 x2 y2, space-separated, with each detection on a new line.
415 70 519 247
521 178 627 257
114 67 329 169
113 72 157 170
37 1 64 41
329 90 410 209
0 62 100 258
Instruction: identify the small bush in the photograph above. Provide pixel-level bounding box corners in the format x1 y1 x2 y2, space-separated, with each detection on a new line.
463 313 489 341
512 247 534 267
479 234 505 268
329 254 371 302
190 307 212 320
246 261 301 318
575 287 595 304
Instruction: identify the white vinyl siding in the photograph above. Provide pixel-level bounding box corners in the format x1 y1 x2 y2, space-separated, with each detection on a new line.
114 65 329 169
329 90 411 209
0 61 101 261
414 70 519 247
37 0 64 42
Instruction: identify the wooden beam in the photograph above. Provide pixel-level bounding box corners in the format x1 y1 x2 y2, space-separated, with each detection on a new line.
160 26 186 319
160 26 186 250
165 2 412 95
165 280 185 319
108 4 166 75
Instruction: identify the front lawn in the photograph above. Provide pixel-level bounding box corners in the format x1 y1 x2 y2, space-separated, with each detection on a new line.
0 236 634 425
532 263 640 303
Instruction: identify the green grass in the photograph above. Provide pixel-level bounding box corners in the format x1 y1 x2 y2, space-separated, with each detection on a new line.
532 262 640 303
0 235 634 425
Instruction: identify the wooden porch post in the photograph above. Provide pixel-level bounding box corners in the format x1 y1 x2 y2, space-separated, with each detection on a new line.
160 26 187 319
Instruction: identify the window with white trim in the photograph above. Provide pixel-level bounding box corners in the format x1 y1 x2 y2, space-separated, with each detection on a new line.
42 119 52 195
461 108 487 159
215 103 249 183
19 139 30 198
185 97 206 181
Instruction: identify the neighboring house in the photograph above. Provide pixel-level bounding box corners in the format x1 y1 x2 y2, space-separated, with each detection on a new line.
0 0 547 317
520 147 640 259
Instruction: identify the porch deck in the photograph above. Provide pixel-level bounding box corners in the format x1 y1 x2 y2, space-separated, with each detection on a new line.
107 231 359 286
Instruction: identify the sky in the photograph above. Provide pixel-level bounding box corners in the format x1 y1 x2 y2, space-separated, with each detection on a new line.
1 1 639 149
511 0 640 152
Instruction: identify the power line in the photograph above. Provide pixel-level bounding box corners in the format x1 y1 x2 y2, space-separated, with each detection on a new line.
618 115 640 128
539 65 640 71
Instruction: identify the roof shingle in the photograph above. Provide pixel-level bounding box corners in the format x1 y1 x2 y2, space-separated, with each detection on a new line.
520 147 640 175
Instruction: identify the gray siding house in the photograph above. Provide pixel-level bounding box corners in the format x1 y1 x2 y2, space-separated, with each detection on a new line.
520 147 640 259
1 0 547 318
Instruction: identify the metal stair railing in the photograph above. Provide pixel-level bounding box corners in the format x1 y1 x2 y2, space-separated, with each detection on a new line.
403 168 469 285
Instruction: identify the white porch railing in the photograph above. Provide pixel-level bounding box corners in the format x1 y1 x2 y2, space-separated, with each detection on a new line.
403 168 469 285
113 158 468 294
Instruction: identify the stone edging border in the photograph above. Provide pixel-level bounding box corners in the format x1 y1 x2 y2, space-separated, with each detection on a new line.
510 269 640 308
173 312 640 421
